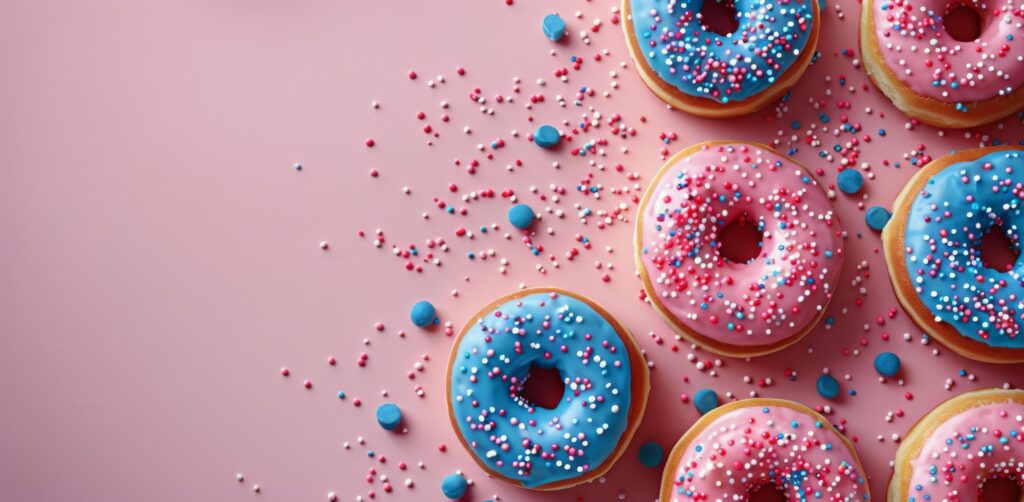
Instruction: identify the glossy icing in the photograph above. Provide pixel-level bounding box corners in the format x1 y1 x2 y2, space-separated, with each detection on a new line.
448 291 634 488
903 149 1024 348
664 403 869 501
638 143 843 347
904 398 1024 502
870 0 1024 107
628 0 816 103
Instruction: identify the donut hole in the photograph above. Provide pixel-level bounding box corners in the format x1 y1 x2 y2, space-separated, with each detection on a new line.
943 4 984 42
518 364 565 409
748 484 786 502
980 223 1020 272
718 217 763 264
700 0 740 36
980 477 1021 502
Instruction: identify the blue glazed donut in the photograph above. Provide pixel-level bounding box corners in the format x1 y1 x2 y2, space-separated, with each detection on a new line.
623 0 820 117
885 147 1024 363
446 288 650 490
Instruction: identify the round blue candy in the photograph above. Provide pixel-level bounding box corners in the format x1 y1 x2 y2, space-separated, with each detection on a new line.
508 204 536 230
837 169 864 194
693 388 719 414
816 374 840 400
874 352 901 377
375 403 402 430
533 125 561 148
410 300 437 327
441 473 468 499
638 441 664 467
866 206 892 231
542 13 566 41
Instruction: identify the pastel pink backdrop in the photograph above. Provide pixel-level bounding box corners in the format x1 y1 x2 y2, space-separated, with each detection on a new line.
2 0 1022 501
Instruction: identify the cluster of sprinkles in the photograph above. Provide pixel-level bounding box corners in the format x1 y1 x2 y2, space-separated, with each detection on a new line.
871 0 1024 111
449 291 636 488
904 150 1024 343
251 0 1024 499
640 143 844 341
902 397 1024 501
631 0 816 102
667 405 869 502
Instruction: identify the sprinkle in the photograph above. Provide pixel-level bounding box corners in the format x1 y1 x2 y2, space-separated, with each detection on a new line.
441 473 468 499
694 388 719 414
410 301 438 328
873 352 901 377
533 125 561 148
816 374 840 400
376 403 402 430
542 13 567 42
837 169 865 194
865 206 891 231
638 441 664 467
508 204 537 229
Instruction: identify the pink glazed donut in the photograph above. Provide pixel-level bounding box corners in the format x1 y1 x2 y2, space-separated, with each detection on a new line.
660 398 870 502
861 0 1024 127
889 388 1024 502
635 141 844 358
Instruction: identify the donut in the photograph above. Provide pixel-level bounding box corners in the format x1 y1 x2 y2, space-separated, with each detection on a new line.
622 0 820 117
889 388 1024 501
660 398 871 502
446 288 650 490
635 141 845 357
883 146 1024 363
860 0 1024 127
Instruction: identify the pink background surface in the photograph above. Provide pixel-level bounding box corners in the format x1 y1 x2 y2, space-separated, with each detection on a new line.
2 1 1022 501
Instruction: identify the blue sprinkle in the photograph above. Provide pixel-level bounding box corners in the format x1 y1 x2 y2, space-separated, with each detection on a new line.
874 352 901 377
376 403 402 430
410 301 438 328
508 204 537 229
865 206 892 231
542 13 567 41
837 169 864 194
441 473 468 499
694 388 719 414
638 441 664 467
817 374 840 400
534 124 561 148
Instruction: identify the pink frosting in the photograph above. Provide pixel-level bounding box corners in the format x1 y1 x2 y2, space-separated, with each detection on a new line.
638 143 843 347
664 403 868 501
870 0 1024 103
905 400 1024 501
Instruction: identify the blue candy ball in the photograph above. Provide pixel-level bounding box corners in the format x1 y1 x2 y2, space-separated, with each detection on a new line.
837 169 864 194
542 13 567 41
508 204 536 230
638 441 664 467
816 374 840 400
441 473 468 499
866 206 892 231
693 388 719 414
874 351 901 377
533 125 561 148
410 300 437 328
376 403 402 430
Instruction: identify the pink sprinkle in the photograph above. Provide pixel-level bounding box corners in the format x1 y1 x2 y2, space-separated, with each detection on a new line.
374 322 385 331
328 356 336 366
365 138 375 147
280 367 290 377
303 379 312 389
407 70 417 80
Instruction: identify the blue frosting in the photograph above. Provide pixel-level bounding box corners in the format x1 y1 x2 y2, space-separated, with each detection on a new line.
629 0 815 103
903 149 1024 348
449 291 634 488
